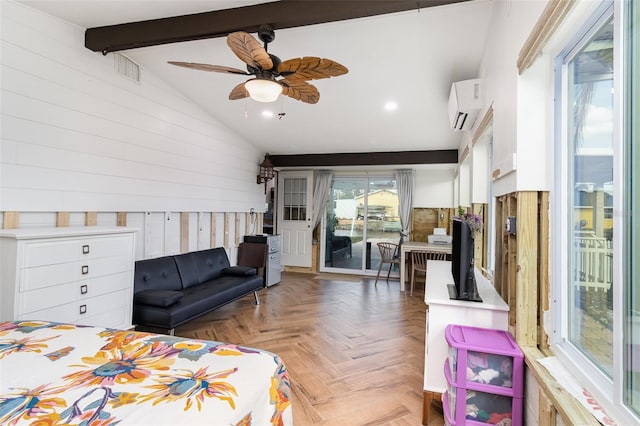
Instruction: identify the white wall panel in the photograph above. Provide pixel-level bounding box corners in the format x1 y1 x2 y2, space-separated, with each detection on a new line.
143 212 165 259
163 212 181 255
187 212 198 252
197 212 211 250
124 212 146 260
68 212 86 226
1 2 265 214
17 212 57 228
413 169 455 208
96 213 118 227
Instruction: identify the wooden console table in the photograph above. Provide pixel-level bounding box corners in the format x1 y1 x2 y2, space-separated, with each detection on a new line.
422 260 509 425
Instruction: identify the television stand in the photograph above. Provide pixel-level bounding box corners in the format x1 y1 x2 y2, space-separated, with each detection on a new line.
423 261 508 425
447 284 483 302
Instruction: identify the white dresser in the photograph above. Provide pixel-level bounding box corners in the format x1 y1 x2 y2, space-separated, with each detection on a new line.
0 227 136 329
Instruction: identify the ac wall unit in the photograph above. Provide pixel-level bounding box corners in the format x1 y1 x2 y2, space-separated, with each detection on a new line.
448 79 483 131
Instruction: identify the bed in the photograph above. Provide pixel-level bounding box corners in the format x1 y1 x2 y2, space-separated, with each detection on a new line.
0 321 292 425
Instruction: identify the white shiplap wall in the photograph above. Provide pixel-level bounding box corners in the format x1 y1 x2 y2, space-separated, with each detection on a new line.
0 2 265 259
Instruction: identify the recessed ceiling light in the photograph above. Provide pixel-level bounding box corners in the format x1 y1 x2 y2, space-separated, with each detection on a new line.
384 101 398 111
262 110 275 118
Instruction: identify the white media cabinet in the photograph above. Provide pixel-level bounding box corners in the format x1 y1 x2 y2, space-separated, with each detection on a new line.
422 260 509 424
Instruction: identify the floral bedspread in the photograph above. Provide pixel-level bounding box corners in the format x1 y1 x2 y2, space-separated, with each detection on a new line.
0 321 292 425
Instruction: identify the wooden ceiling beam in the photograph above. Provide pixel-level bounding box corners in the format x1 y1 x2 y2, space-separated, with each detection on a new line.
269 150 458 168
85 0 470 53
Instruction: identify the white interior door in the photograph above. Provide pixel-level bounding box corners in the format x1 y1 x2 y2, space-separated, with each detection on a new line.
277 171 313 267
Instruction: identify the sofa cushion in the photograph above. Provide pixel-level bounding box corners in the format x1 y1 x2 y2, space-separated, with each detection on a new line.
134 256 182 293
133 274 263 329
223 266 257 276
174 248 230 289
135 290 183 308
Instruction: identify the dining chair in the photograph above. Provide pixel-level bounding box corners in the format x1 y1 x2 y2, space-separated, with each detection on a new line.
375 242 400 286
410 250 447 296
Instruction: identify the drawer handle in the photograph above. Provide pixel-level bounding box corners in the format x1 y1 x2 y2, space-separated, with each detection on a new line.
80 304 87 314
82 244 90 254
80 284 88 295
81 265 89 275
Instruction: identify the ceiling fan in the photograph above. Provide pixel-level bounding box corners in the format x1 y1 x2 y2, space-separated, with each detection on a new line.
168 25 348 104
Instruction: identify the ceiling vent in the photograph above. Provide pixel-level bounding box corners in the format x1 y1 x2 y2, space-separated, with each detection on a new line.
448 79 483 131
114 53 141 83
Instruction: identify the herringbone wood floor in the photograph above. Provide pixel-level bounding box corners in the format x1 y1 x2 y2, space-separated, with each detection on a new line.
175 272 445 426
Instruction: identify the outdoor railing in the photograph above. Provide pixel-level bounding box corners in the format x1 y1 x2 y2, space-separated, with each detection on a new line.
573 236 613 291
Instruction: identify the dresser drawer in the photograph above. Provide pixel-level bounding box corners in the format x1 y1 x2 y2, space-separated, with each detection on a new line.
23 235 132 268
17 288 131 329
19 255 132 291
77 292 132 329
18 271 131 314
16 301 78 324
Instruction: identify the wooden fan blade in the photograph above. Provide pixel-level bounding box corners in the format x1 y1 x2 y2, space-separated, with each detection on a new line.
281 79 320 104
227 32 273 70
278 57 348 81
229 82 249 100
167 61 250 75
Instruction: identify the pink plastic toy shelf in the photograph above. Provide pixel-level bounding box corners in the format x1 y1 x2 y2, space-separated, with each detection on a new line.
443 324 524 426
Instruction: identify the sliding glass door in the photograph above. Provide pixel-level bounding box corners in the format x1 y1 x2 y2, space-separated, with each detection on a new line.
322 176 400 275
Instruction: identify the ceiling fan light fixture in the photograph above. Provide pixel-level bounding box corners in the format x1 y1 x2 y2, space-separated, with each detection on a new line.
245 78 282 103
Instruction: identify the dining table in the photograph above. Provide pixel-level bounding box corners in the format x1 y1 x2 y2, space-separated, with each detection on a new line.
399 241 452 291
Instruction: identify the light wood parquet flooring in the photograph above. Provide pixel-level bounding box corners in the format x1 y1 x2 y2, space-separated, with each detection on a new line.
175 272 445 426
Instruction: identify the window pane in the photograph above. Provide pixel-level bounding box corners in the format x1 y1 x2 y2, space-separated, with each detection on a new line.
568 16 614 376
625 0 640 414
282 177 307 222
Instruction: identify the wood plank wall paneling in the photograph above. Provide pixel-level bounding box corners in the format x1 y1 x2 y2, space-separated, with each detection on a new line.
516 191 539 346
472 105 494 147
492 191 597 425
3 212 19 229
538 192 550 350
517 0 577 74
2 1 264 216
181 212 189 253
117 212 127 226
411 207 458 242
224 213 230 248
235 214 241 246
471 203 487 270
210 213 217 248
538 387 556 426
56 212 69 227
495 194 519 329
85 212 97 226
508 194 517 329
437 208 451 231
411 208 439 242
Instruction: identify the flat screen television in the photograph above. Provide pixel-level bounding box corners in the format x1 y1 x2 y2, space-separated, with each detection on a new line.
448 218 482 302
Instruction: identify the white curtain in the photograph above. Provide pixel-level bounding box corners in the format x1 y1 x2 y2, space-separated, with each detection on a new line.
395 169 413 244
312 170 333 230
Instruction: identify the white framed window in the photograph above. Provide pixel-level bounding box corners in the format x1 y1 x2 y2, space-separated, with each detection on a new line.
552 0 639 422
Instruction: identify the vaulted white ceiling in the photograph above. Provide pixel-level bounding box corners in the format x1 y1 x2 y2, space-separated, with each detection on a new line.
17 0 493 157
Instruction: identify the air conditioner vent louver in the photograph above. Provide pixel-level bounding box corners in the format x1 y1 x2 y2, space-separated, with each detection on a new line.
114 53 141 83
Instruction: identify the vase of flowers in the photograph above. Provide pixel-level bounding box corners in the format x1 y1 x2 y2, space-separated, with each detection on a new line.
453 206 484 236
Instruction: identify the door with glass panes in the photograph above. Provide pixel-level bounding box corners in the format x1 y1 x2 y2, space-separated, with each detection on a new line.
322 177 400 275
